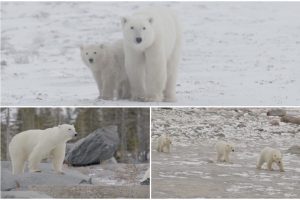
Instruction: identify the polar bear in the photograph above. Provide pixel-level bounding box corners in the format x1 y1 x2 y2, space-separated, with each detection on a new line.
80 40 130 100
8 124 77 175
215 141 235 163
121 7 182 102
256 147 284 172
157 134 172 153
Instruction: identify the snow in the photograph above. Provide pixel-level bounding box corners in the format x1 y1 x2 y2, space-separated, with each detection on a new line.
1 2 300 106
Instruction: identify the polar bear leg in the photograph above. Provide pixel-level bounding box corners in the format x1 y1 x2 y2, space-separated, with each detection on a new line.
224 152 230 162
144 46 167 101
51 143 66 173
28 146 46 172
267 160 274 171
92 71 103 99
165 144 170 153
217 152 223 162
256 156 265 169
164 43 181 102
11 156 26 175
125 52 145 101
101 76 116 100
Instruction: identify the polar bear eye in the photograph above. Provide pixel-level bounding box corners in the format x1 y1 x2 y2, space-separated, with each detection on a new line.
94 52 97 54
130 26 134 30
86 52 88 55
143 27 146 30
68 128 71 130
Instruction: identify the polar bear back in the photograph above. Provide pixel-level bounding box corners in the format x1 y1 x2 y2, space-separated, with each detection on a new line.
260 147 281 161
9 130 43 158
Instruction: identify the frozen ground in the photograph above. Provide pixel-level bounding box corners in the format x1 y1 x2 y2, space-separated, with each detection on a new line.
151 108 300 198
1 161 149 198
1 2 300 106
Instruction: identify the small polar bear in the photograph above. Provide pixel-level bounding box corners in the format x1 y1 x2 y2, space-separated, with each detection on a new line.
9 124 77 175
121 7 182 102
256 147 284 172
80 40 130 100
215 141 235 163
157 134 172 153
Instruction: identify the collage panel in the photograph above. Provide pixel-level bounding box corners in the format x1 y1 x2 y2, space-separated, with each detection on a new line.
151 107 300 198
1 107 150 198
1 1 299 106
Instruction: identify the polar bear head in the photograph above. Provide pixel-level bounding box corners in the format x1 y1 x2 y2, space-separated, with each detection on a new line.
80 44 107 71
121 15 155 51
226 144 235 153
272 150 283 165
58 124 78 141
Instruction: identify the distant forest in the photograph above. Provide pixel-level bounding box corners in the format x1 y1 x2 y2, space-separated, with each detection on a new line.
1 108 150 163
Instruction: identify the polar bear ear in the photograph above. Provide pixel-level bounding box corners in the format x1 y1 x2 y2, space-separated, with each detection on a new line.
100 44 105 49
79 45 84 51
121 17 127 25
148 17 153 24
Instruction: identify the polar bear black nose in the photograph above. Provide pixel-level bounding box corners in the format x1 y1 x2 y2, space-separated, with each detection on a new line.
74 133 78 137
136 37 142 43
89 58 94 63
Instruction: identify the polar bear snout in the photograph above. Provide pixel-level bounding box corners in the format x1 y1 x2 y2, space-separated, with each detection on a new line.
89 58 94 63
136 37 142 44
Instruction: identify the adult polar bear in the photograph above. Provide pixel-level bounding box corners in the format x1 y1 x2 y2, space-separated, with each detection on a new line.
122 7 182 102
9 124 77 175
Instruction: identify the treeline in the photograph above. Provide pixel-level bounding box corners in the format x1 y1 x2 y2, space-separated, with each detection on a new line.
1 108 150 162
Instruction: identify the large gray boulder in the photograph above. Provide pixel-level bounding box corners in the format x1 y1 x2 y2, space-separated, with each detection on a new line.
1 161 91 191
65 126 120 166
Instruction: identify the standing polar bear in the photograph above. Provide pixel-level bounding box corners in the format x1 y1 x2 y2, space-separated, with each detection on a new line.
256 147 285 172
215 141 235 163
121 7 182 102
80 40 130 100
157 134 172 153
9 124 77 175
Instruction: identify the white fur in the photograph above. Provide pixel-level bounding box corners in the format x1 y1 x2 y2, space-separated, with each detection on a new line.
215 141 235 163
8 124 77 175
122 7 182 102
257 147 284 172
80 40 130 100
157 134 172 153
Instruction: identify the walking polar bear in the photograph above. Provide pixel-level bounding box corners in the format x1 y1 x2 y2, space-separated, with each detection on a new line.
215 141 235 163
257 147 285 172
157 134 172 153
80 40 130 100
9 124 77 175
121 7 182 102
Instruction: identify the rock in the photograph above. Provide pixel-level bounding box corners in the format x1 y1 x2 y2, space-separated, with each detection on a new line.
101 157 117 165
281 115 300 125
1 191 52 198
267 109 286 117
270 120 280 126
287 145 300 155
66 126 120 166
140 178 150 185
1 161 91 191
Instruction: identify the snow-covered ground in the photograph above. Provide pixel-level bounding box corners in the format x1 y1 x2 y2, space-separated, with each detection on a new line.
151 108 300 198
1 2 300 106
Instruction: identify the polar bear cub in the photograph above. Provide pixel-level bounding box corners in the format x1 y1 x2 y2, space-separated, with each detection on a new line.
9 124 77 175
157 134 172 153
121 7 182 102
256 147 284 172
215 141 235 163
80 40 130 100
